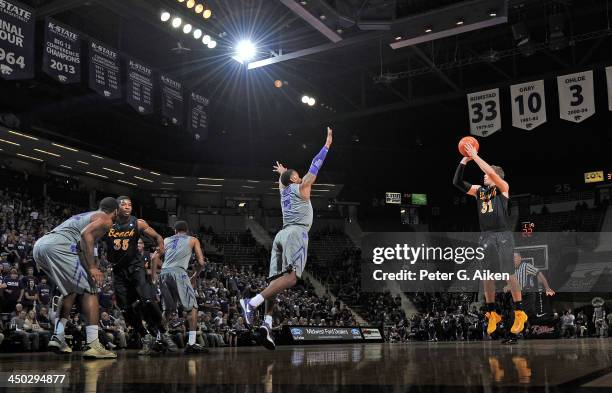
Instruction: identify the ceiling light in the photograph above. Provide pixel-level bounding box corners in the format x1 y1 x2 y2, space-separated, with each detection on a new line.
33 148 60 157
425 26 432 33
202 35 211 44
195 4 204 13
86 171 108 179
207 40 217 49
301 95 310 104
119 162 141 170
8 130 38 140
51 143 78 152
308 97 316 106
76 160 89 165
183 24 192 34
134 176 153 183
233 39 256 62
186 0 195 8
0 138 19 146
203 9 212 19
161 11 171 22
172 17 182 28
456 19 464 26
117 180 137 186
193 29 202 39
102 167 124 175
16 153 43 162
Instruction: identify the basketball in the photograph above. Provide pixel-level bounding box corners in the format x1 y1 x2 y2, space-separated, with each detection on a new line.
458 136 479 157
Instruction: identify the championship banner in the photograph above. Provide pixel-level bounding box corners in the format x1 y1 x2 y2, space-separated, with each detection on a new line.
88 40 121 99
42 18 81 84
557 70 595 123
126 58 154 114
0 0 34 80
188 91 209 137
510 80 546 130
160 74 183 126
606 66 612 111
466 88 501 137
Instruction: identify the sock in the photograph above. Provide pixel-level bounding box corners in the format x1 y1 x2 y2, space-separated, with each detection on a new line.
86 325 98 345
188 331 196 346
264 315 273 326
55 318 68 336
486 303 496 313
249 294 265 308
514 301 524 311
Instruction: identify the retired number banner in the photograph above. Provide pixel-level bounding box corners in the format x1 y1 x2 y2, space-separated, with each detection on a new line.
467 88 501 137
160 74 184 126
126 58 154 114
88 39 121 99
0 0 34 80
606 66 612 112
557 70 595 123
42 18 81 84
510 80 546 130
188 91 209 137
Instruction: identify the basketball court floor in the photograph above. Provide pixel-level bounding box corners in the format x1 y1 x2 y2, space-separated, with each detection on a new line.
2 338 612 392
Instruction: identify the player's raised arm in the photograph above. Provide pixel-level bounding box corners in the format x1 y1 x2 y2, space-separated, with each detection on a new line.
464 143 509 194
138 219 165 255
300 126 333 199
81 214 113 286
453 157 479 197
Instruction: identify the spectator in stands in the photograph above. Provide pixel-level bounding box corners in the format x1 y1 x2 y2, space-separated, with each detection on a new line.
65 314 84 351
37 276 51 309
21 279 38 311
3 268 23 312
25 309 50 349
561 310 577 338
576 311 588 338
100 312 126 350
10 310 38 351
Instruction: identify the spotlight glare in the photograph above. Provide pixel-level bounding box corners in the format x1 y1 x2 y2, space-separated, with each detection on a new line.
186 0 195 8
202 34 211 44
489 11 497 17
160 11 171 22
301 95 309 104
171 17 182 28
195 4 204 13
425 26 432 33
308 97 316 106
203 9 212 19
183 23 192 34
234 40 256 62
456 19 464 26
207 40 217 49
193 29 202 39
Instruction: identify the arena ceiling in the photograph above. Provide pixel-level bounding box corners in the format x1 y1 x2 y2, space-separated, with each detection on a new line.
1 0 611 195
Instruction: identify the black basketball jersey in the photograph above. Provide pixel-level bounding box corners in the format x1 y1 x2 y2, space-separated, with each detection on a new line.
104 215 140 267
476 186 510 231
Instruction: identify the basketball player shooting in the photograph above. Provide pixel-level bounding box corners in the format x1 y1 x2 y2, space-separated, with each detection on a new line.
453 141 528 338
240 126 333 350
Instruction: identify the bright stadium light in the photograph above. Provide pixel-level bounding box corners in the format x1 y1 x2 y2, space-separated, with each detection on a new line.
171 17 182 28
195 4 204 13
193 29 202 39
308 97 316 106
203 9 212 19
301 95 310 104
187 0 195 8
233 40 256 63
202 34 211 44
207 40 217 49
183 23 192 34
160 11 171 22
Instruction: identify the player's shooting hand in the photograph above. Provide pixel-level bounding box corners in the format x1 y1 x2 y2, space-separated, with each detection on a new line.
464 143 478 158
546 288 556 296
325 126 333 148
273 161 287 174
90 267 105 287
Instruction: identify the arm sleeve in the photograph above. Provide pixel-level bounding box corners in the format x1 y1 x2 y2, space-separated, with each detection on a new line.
453 163 472 193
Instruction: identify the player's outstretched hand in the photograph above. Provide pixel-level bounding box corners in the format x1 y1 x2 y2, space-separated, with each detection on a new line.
546 288 556 296
273 161 287 174
464 143 478 158
325 126 333 148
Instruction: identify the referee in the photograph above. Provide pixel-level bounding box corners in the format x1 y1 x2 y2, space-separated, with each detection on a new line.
502 252 555 343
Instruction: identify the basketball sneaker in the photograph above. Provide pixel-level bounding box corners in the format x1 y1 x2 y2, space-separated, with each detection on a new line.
48 335 72 354
239 298 255 326
161 333 179 352
259 322 276 351
511 310 528 334
485 311 502 335
185 343 209 354
82 339 117 359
